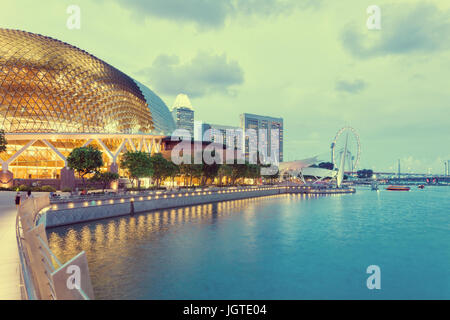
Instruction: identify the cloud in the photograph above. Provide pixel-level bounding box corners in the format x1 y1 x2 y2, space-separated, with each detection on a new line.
113 0 230 28
112 0 319 28
139 52 244 97
335 79 367 94
234 0 321 16
341 3 450 58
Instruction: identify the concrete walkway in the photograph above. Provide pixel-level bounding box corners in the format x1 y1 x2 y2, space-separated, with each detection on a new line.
0 191 21 300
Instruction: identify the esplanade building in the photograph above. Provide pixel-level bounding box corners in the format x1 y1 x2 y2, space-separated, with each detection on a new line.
0 28 176 189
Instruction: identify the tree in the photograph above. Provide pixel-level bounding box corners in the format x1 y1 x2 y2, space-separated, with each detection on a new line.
90 171 119 192
0 129 7 154
178 155 203 187
246 164 261 184
179 162 191 186
218 164 232 186
318 162 334 170
202 162 219 185
166 161 180 187
67 146 104 190
357 169 374 179
190 164 203 186
231 164 248 185
150 153 170 188
120 151 153 189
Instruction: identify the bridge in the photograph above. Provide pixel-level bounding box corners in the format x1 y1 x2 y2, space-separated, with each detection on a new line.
345 172 450 184
384 176 450 184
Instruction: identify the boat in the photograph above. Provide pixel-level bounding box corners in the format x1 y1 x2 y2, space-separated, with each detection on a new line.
371 181 379 191
386 185 410 191
418 185 425 189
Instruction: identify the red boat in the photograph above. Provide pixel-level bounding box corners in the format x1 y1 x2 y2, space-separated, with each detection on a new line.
386 185 410 191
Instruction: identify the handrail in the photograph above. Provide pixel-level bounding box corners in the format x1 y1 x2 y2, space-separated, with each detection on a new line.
16 195 95 300
16 213 37 300
37 235 62 267
49 185 284 205
77 287 90 300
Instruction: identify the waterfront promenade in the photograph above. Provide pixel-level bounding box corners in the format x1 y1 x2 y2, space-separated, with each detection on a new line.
43 185 355 228
0 192 21 300
0 191 51 300
5 185 355 300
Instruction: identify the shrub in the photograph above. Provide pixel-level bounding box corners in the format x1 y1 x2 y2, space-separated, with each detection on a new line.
61 187 72 192
18 184 31 191
41 185 57 192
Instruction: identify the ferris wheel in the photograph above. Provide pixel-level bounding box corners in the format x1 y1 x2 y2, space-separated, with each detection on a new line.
330 126 361 172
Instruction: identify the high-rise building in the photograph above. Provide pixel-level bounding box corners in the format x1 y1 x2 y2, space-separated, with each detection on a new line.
240 113 284 163
194 121 206 141
205 124 241 147
172 94 194 137
194 122 242 147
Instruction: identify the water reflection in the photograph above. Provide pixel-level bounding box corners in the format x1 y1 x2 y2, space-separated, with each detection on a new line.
51 194 337 249
49 194 297 258
47 192 342 299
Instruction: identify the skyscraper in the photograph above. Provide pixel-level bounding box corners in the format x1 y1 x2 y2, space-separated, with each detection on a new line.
194 121 207 141
240 113 284 163
203 123 241 146
172 94 194 137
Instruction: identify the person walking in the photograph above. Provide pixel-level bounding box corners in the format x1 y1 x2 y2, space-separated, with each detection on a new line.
27 189 33 199
15 192 21 208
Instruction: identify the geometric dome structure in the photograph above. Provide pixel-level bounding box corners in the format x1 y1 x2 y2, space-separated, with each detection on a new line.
0 29 181 187
135 81 175 135
0 28 153 134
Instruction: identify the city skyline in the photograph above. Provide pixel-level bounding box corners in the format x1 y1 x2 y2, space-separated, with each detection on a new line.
0 1 449 304
1 0 449 173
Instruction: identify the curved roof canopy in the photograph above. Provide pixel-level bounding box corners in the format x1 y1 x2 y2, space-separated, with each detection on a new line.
279 157 319 172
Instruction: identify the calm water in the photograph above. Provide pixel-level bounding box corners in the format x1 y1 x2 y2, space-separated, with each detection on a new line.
47 187 450 299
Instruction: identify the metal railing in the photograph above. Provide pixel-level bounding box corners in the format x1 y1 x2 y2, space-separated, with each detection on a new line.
49 185 280 205
16 195 95 300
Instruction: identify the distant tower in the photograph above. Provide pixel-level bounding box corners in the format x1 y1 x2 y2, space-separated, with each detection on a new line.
445 161 448 176
171 94 194 137
398 159 401 178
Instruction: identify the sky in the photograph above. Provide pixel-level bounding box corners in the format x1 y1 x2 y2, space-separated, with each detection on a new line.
1 0 449 173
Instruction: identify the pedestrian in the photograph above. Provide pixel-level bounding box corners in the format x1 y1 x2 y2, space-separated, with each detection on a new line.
15 192 21 208
27 189 33 199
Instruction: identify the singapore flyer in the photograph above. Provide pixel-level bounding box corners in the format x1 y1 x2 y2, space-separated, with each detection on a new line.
330 126 361 173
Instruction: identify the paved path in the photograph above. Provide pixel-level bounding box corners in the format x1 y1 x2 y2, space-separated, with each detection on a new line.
0 191 21 300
